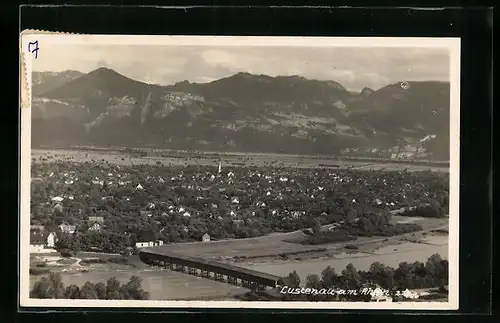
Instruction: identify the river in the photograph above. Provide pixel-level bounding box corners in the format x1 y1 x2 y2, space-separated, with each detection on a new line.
30 235 448 300
30 268 246 300
239 238 448 279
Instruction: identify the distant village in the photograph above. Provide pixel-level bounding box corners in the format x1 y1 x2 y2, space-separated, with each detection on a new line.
341 135 438 161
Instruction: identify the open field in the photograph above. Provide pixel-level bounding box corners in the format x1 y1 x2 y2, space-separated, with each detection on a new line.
145 216 448 263
239 234 448 280
37 145 450 166
31 149 449 172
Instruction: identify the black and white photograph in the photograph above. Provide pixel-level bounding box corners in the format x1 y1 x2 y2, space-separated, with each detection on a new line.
19 34 460 309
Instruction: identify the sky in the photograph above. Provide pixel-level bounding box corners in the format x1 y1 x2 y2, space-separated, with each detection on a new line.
33 44 450 91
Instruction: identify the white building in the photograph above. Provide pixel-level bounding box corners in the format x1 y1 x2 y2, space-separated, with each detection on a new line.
135 240 164 248
58 223 76 234
30 231 57 253
46 232 57 248
202 233 211 242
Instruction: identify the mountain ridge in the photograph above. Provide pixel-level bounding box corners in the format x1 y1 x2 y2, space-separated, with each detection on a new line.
31 68 450 160
32 70 85 96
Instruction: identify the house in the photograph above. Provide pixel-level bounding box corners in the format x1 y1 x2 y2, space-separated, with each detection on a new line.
328 223 342 231
88 216 104 224
135 240 164 248
30 233 46 253
88 222 103 232
202 233 210 242
372 294 393 302
122 247 134 256
58 223 76 234
88 216 104 232
135 242 151 248
53 203 64 213
140 210 152 217
30 225 45 233
30 231 57 252
46 232 57 248
362 285 393 302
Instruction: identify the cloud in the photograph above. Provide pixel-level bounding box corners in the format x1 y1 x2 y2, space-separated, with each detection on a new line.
33 44 450 91
96 60 110 68
180 53 234 83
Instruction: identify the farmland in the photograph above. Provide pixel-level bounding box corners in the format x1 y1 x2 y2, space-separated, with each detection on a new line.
32 148 449 172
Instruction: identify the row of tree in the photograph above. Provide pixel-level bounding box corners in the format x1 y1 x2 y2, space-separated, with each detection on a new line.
303 209 424 245
55 231 131 254
399 203 448 218
278 253 448 301
30 273 150 300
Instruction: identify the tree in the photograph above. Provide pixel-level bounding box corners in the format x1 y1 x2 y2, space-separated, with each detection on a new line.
95 282 107 300
279 271 301 288
346 209 357 225
79 282 98 299
440 259 449 286
55 232 80 254
106 277 123 300
30 272 65 299
312 218 321 236
368 262 395 289
64 285 80 299
394 262 412 289
305 274 321 289
121 276 150 300
341 263 361 290
30 277 52 299
320 266 338 288
425 253 448 286
369 261 385 277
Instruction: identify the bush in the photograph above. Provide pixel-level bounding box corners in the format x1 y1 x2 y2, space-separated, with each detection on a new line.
107 256 129 264
302 230 356 245
80 258 108 265
59 249 75 258
399 204 445 218
30 268 51 275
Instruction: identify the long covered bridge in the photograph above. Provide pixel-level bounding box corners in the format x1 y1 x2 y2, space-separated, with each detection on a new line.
138 248 281 290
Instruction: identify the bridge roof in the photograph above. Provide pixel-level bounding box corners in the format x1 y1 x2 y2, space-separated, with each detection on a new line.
140 248 282 282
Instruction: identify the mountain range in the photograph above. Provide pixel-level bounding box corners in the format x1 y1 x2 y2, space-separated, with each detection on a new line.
31 68 450 159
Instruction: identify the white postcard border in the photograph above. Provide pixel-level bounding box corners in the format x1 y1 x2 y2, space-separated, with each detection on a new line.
19 34 460 310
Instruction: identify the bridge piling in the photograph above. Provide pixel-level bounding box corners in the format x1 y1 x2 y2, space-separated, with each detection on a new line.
139 250 281 289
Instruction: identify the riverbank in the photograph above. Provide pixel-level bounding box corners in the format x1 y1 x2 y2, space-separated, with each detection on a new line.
30 229 448 300
29 251 247 300
235 232 448 280
143 215 448 264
